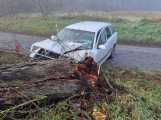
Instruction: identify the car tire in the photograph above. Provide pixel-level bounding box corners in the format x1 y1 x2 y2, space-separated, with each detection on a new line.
109 44 116 59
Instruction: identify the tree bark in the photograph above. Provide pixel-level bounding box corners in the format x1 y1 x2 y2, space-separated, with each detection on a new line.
0 60 75 87
0 57 101 111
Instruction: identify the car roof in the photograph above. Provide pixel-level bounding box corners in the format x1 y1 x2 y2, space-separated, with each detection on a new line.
65 21 112 33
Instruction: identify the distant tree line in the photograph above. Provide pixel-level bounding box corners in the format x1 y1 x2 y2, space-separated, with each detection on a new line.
0 0 161 15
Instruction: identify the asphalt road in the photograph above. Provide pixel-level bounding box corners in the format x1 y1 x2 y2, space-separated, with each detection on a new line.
104 45 161 72
0 32 161 72
0 32 47 54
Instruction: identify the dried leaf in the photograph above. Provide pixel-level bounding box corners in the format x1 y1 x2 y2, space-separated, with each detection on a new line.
5 99 12 104
101 103 107 113
92 109 108 120
59 112 63 116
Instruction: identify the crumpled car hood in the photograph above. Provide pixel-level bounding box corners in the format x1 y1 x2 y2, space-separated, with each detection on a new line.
32 39 84 54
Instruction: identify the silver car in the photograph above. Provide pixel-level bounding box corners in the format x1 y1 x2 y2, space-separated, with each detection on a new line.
30 21 117 65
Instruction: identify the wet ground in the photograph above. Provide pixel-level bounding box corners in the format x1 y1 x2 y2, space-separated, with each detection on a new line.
0 32 161 72
104 45 161 72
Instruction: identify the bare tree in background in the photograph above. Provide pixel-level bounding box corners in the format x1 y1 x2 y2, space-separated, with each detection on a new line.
37 0 49 15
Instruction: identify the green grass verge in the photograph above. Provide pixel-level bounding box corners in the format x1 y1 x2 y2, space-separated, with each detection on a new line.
0 51 29 65
0 14 161 46
101 67 161 120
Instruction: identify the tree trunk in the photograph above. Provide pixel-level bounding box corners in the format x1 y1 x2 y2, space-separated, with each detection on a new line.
0 59 75 87
0 57 104 111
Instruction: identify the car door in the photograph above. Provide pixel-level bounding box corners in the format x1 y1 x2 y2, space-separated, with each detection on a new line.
95 28 108 64
109 25 117 44
95 27 115 64
105 26 114 54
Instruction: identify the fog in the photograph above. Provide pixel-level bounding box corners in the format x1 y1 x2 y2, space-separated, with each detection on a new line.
0 0 161 15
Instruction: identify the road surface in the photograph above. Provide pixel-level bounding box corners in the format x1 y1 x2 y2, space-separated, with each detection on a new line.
104 45 161 72
0 32 47 54
0 32 161 72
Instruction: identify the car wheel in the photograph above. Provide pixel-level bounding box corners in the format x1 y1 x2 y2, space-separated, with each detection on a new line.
109 44 116 59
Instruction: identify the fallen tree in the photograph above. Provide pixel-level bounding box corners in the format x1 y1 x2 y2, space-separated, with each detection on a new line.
0 57 109 113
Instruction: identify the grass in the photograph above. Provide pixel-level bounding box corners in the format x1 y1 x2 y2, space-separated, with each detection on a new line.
0 12 161 46
101 67 161 120
0 51 29 65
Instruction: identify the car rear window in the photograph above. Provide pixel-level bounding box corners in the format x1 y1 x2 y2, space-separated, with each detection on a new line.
109 25 115 34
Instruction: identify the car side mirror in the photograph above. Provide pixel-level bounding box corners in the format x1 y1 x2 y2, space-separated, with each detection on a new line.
51 35 55 40
98 45 106 50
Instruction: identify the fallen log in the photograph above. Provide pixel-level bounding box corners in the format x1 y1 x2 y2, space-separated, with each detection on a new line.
0 60 75 87
0 57 109 113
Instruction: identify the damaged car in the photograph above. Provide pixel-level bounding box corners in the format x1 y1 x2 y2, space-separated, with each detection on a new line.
30 21 117 65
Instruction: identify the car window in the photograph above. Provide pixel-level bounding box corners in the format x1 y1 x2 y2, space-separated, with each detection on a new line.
109 25 115 34
105 27 111 38
53 28 95 49
97 29 106 47
96 30 101 42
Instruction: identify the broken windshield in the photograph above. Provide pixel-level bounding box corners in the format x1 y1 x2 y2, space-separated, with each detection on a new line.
53 28 95 49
